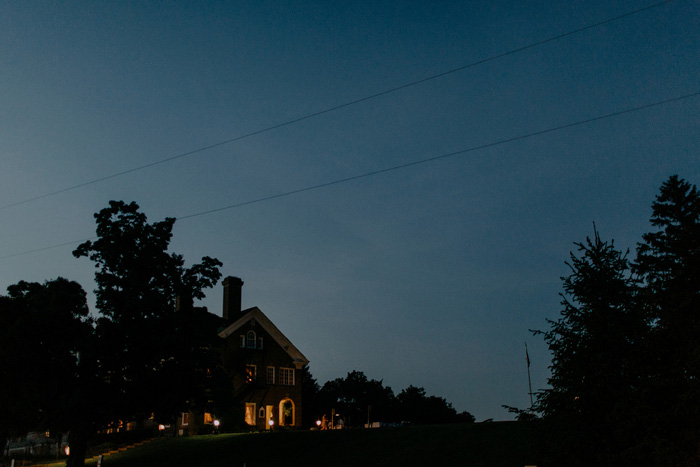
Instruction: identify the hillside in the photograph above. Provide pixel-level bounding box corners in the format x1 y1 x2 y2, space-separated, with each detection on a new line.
77 421 542 467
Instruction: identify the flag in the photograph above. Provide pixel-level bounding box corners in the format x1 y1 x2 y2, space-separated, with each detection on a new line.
525 343 530 368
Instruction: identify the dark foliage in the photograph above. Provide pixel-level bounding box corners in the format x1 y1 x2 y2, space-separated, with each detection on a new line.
634 175 700 465
535 175 700 466
533 230 643 465
0 278 96 460
396 385 461 425
312 370 473 428
300 366 321 427
68 200 224 466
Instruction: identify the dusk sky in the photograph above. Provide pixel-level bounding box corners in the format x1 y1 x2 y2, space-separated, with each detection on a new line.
1 1 698 421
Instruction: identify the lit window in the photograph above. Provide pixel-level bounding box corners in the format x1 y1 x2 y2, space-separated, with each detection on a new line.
279 368 295 386
245 403 256 426
204 412 213 424
182 413 189 426
266 366 275 384
246 364 256 382
246 331 256 349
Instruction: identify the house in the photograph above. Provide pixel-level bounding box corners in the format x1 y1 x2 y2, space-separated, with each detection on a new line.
172 276 309 435
212 276 309 430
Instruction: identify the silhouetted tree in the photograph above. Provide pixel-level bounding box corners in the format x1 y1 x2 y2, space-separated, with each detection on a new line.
318 371 397 427
0 278 97 462
534 229 643 466
534 175 700 466
634 175 700 465
396 385 460 425
72 201 222 466
301 366 321 427
315 371 473 427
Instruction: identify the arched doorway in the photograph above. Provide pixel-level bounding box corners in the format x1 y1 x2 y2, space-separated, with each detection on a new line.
278 398 295 426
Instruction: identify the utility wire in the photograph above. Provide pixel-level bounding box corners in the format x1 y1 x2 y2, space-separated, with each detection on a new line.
3 90 698 260
175 91 699 220
0 238 96 260
0 0 672 212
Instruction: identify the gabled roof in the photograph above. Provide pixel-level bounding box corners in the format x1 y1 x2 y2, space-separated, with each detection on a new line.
218 306 309 368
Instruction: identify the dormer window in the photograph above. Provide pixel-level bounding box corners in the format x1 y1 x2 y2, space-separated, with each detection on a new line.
246 331 257 349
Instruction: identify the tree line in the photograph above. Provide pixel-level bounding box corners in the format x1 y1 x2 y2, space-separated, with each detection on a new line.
301 368 475 428
531 175 700 466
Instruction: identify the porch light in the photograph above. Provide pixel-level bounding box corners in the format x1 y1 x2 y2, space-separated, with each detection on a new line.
64 446 70 456
268 420 274 427
316 420 321 427
158 424 165 431
213 420 220 427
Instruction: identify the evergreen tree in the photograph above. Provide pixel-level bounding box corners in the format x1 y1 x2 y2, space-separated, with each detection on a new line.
301 366 321 427
535 176 700 465
535 229 644 466
634 175 700 465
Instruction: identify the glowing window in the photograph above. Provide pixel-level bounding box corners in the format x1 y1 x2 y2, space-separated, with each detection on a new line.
246 364 256 382
245 403 256 426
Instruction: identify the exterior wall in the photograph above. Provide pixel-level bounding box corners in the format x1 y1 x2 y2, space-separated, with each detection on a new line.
220 315 304 429
175 410 216 436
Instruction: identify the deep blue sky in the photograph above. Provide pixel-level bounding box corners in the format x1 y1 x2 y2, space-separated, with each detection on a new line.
1 1 698 420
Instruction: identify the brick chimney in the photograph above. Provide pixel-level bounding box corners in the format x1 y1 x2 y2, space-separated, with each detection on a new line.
222 276 244 321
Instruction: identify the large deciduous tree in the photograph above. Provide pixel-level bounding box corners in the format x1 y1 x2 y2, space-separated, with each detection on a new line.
0 278 95 463
396 385 462 425
71 200 222 466
318 371 397 427
314 370 471 427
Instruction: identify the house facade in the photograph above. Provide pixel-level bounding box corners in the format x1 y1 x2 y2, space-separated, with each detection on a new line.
216 277 309 430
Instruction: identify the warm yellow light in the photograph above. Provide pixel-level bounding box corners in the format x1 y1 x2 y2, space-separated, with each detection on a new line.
64 446 70 456
158 424 165 431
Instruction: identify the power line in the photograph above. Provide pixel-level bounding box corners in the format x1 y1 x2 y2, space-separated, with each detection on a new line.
175 91 699 220
0 0 673 212
0 238 96 260
3 90 698 260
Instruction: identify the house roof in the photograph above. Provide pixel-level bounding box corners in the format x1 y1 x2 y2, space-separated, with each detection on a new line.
217 306 310 368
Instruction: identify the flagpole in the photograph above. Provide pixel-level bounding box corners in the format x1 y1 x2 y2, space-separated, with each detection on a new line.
525 342 533 411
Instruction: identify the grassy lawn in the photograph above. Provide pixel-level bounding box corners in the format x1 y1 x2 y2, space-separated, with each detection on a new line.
71 421 541 467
